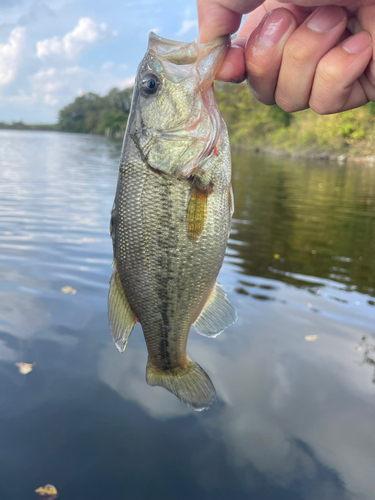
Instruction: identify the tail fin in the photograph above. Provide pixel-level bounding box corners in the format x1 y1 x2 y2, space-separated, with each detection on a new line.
146 359 216 411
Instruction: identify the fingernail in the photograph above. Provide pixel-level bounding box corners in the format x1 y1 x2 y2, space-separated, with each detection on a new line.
258 9 292 47
343 31 371 54
307 6 344 33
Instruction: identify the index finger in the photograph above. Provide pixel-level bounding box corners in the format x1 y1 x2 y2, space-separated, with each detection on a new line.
197 0 265 43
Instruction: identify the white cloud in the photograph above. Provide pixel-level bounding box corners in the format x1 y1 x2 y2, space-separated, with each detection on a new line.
0 26 25 86
36 17 110 60
176 19 198 36
8 92 37 106
31 66 83 107
26 64 134 111
44 94 58 106
121 76 135 88
101 61 114 71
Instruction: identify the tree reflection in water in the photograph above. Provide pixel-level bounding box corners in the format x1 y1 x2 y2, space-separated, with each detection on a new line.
229 151 375 297
358 335 375 383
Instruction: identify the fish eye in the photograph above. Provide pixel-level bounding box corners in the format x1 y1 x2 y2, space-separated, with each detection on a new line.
141 73 160 96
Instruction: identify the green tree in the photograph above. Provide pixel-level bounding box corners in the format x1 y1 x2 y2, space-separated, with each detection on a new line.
58 87 133 136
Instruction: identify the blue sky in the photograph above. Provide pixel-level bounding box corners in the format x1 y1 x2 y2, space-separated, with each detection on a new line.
0 0 199 123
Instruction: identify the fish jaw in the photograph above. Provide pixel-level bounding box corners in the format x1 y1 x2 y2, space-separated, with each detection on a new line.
128 33 229 179
147 32 229 90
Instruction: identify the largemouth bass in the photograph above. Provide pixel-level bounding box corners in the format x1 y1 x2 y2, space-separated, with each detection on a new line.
109 32 236 410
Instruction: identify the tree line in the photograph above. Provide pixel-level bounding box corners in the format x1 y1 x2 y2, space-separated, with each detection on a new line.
57 82 375 156
58 87 133 137
3 82 372 157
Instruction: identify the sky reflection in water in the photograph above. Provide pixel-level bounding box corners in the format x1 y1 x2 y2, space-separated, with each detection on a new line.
0 130 375 500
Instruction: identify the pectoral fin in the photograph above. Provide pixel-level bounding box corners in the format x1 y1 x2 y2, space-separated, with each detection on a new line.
187 180 213 241
108 267 136 353
194 283 237 338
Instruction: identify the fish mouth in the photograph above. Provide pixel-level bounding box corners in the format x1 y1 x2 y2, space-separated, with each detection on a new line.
147 31 230 78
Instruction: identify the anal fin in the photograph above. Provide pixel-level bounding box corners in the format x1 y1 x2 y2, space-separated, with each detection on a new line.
108 267 136 353
194 283 237 338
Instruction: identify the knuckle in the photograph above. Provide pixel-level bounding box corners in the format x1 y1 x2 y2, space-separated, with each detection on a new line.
365 89 375 103
309 99 332 115
365 64 375 89
316 59 342 87
284 38 312 66
275 93 306 113
247 78 275 106
246 60 277 106
246 59 269 82
255 93 276 106
309 86 344 115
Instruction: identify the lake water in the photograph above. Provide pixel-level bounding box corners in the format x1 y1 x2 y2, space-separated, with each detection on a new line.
1 130 375 500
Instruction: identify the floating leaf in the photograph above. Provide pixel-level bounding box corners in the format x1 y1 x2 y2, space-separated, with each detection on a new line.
305 335 318 342
15 362 33 374
61 286 77 294
273 254 280 259
35 484 58 497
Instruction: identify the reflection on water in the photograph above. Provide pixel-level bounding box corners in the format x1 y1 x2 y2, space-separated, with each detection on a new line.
1 131 375 500
230 150 375 297
358 335 375 383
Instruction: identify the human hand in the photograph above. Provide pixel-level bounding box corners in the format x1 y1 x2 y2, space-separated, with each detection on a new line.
197 0 375 114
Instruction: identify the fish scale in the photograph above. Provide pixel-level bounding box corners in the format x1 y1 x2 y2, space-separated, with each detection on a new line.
109 33 237 409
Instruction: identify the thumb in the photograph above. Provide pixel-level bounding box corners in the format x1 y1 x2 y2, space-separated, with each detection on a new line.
197 0 265 43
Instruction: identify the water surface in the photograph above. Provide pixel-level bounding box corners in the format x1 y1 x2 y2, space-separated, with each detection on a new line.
1 130 375 500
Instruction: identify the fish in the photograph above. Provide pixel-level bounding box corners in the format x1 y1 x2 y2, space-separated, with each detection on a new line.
109 32 237 410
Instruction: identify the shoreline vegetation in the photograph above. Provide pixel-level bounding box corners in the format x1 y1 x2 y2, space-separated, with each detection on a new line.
3 82 375 163
0 122 57 132
215 83 375 165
